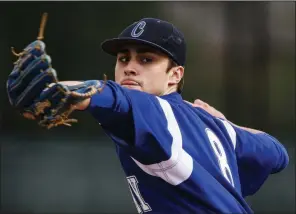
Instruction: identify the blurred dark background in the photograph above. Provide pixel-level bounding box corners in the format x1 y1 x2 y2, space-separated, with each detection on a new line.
0 1 295 214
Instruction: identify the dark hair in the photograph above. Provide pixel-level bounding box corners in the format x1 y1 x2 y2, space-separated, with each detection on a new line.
166 60 184 94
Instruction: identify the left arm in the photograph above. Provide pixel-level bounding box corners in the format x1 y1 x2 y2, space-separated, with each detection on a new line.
53 80 133 129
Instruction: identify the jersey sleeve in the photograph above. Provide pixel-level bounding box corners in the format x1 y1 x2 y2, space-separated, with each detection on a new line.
233 126 289 197
86 80 136 145
88 82 184 165
122 90 177 163
86 80 173 160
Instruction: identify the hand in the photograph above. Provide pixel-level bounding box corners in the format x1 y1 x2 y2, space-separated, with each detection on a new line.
186 99 264 133
185 99 226 120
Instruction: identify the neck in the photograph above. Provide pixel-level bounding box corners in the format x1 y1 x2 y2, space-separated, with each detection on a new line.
159 85 178 96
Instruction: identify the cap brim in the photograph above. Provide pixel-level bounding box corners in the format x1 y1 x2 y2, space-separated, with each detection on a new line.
101 37 175 60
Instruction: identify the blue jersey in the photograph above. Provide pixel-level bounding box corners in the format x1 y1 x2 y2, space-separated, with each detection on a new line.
87 80 289 214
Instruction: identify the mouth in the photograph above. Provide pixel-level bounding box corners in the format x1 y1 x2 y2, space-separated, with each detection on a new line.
121 80 141 87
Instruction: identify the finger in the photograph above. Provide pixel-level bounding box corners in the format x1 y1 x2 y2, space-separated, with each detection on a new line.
194 99 209 109
196 99 210 108
194 99 204 105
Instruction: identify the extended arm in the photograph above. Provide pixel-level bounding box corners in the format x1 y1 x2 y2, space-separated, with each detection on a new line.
6 40 132 129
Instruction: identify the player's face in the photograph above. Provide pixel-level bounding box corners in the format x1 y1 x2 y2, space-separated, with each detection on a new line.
114 44 173 95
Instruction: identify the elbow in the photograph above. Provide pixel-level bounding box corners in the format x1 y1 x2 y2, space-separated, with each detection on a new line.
280 144 289 170
272 141 290 174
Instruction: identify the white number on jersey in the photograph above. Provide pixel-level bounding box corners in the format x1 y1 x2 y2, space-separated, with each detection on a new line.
126 176 152 214
205 128 235 187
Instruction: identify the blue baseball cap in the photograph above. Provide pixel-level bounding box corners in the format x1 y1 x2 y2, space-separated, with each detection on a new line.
101 18 186 66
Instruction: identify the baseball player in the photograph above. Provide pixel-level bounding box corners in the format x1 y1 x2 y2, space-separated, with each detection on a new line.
7 17 289 214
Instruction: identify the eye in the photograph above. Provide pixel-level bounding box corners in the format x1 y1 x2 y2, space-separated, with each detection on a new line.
118 56 129 63
141 57 153 63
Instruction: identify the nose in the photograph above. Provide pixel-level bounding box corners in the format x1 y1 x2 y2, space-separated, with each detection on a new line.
122 56 138 76
124 69 137 76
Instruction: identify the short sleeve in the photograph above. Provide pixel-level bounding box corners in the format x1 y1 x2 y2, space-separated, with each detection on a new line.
234 127 289 196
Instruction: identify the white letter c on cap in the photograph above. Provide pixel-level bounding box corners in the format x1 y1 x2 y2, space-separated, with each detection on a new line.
131 21 146 38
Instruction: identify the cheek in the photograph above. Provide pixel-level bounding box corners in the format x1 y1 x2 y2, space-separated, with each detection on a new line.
144 71 168 89
114 66 122 82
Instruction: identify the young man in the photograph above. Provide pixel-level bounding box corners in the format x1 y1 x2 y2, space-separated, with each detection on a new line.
7 18 289 213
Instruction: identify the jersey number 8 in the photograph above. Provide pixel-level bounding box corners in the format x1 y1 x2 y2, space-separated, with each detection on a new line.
205 128 235 187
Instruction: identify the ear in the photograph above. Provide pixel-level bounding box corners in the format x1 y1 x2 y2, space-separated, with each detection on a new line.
168 66 184 85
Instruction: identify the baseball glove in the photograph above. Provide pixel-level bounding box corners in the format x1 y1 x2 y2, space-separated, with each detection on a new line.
7 40 106 129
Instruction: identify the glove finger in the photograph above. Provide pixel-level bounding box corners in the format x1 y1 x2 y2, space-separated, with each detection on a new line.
14 40 47 71
14 67 58 108
7 54 52 102
7 41 46 85
23 40 46 53
11 40 46 75
39 83 70 114
23 82 69 119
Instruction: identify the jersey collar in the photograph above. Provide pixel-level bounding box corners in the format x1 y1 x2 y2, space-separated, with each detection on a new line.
159 92 183 103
